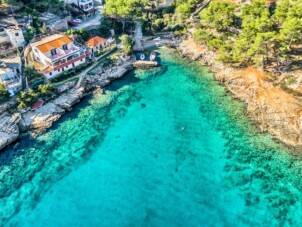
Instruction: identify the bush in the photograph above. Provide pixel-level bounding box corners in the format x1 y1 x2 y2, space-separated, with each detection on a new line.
65 29 89 43
0 83 10 102
152 18 165 31
119 34 132 55
16 84 54 109
99 17 114 37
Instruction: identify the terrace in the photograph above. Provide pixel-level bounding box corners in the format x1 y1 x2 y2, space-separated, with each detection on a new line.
50 46 80 61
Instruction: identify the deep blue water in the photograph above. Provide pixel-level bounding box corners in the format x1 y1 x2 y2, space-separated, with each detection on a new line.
1 48 302 226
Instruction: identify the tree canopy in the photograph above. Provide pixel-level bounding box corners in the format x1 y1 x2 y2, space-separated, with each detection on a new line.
120 34 133 54
200 1 236 32
194 0 302 69
104 0 148 31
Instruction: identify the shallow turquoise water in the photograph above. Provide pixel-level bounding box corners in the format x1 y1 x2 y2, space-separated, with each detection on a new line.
2 48 302 226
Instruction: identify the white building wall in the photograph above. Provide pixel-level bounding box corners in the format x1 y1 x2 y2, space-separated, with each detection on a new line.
32 47 50 66
45 57 86 79
5 28 25 47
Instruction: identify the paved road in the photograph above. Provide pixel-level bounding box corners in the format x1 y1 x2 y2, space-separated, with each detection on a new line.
74 0 103 30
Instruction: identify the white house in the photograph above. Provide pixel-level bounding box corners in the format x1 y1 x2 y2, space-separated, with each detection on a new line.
85 36 108 53
30 34 87 79
0 55 22 96
64 0 96 17
0 26 25 48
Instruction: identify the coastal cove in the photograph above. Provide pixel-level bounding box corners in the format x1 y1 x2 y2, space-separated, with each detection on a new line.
2 48 302 226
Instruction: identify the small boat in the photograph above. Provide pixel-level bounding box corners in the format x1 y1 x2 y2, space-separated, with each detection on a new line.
31 99 44 111
150 51 156 61
140 53 145 60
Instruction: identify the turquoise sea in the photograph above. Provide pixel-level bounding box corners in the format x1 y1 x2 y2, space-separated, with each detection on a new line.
1 48 302 226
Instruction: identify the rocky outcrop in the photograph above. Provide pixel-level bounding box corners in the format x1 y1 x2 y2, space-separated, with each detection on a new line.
17 87 86 138
132 60 158 68
53 87 85 110
178 39 302 150
84 62 133 91
0 62 133 151
19 103 65 137
0 113 21 150
0 100 17 115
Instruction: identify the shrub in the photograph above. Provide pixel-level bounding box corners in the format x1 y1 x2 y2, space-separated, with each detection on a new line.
0 83 9 102
16 84 54 109
119 34 132 55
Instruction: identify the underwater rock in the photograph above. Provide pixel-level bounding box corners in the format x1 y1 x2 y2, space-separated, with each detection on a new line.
178 39 302 150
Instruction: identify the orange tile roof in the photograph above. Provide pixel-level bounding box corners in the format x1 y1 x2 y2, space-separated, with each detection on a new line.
85 36 107 48
36 35 72 54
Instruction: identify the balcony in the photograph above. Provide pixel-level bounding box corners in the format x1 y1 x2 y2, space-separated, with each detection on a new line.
50 47 80 61
53 54 86 71
79 1 94 11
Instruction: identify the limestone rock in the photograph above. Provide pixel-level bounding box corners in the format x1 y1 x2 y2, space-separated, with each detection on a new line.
0 113 21 150
53 88 84 111
20 103 65 136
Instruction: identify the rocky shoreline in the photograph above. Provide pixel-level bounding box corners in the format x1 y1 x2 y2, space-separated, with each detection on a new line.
178 39 302 151
0 61 133 151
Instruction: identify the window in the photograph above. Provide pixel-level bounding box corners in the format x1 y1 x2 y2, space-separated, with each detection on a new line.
72 63 75 67
81 59 83 61
58 69 60 72
15 33 19 36
49 72 52 76
62 44 68 50
51 49 57 56
66 65 68 69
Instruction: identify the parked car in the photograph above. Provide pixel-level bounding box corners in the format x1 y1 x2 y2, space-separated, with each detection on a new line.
67 20 77 26
73 19 83 24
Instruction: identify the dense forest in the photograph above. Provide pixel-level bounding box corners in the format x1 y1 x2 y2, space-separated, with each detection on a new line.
194 0 302 70
104 0 302 71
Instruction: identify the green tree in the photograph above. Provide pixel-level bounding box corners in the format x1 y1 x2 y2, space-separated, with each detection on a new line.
37 84 53 97
274 0 302 66
105 0 147 32
232 0 275 67
275 0 302 48
175 3 191 18
120 34 132 54
200 1 236 32
16 89 39 109
0 83 9 102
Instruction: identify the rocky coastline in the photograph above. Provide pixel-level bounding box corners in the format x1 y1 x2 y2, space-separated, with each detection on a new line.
0 61 133 151
178 39 302 151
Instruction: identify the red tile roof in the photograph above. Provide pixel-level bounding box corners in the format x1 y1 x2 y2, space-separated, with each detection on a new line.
36 35 72 54
85 36 107 48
